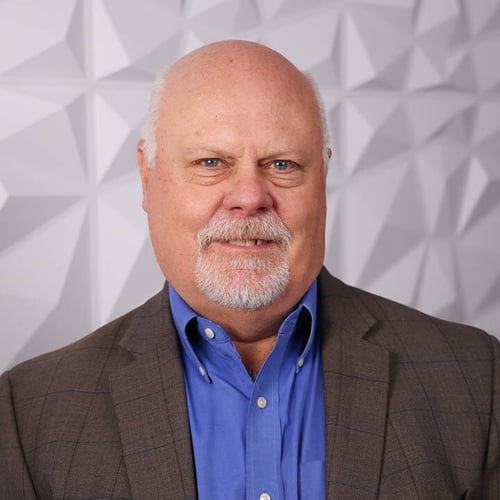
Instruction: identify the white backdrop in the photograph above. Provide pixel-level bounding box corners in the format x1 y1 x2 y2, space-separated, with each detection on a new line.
1 0 500 372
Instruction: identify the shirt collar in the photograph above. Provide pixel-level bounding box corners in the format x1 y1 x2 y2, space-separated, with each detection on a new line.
169 280 318 379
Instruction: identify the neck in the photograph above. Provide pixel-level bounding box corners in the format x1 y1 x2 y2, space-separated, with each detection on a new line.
233 335 278 379
198 299 296 378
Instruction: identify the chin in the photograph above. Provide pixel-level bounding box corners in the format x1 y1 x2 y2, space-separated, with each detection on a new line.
195 253 290 311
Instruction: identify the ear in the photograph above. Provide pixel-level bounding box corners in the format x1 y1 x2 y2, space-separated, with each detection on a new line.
137 140 150 212
323 147 332 177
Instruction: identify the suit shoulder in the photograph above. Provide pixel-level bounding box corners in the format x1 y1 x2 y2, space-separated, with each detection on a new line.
13 310 132 368
4 301 151 403
358 286 497 365
319 269 496 355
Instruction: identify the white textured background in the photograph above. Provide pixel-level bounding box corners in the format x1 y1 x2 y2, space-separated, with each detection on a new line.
1 0 500 372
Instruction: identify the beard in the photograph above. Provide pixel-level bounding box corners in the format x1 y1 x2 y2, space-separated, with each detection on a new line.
195 212 292 311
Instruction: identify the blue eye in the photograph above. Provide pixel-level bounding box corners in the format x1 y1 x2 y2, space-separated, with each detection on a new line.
202 158 220 167
273 160 290 171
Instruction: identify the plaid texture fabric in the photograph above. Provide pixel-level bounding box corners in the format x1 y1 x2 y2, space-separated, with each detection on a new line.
1 269 498 499
319 269 499 499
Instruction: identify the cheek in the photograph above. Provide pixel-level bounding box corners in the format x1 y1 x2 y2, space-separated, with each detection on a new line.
281 188 326 235
148 178 222 243
280 189 326 266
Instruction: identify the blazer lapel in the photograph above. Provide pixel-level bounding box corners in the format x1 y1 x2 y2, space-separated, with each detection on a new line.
109 287 197 500
319 270 390 500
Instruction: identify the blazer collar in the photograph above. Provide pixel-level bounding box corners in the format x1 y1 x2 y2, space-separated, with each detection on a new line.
110 284 197 499
318 268 390 500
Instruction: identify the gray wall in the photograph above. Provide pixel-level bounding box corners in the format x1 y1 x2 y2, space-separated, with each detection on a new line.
1 0 500 372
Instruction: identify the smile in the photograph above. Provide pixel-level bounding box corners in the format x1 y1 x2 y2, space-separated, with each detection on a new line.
226 239 270 246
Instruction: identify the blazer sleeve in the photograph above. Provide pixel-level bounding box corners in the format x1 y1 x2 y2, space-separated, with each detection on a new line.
0 370 38 499
482 335 500 498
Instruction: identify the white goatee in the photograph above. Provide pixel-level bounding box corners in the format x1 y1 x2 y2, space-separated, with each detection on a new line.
195 212 291 310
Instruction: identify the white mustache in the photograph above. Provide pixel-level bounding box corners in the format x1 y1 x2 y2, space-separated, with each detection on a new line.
197 213 292 249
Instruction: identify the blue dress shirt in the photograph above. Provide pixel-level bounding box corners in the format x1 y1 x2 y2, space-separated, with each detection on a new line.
169 281 325 500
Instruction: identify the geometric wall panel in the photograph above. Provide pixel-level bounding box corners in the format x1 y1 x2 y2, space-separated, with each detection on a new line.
1 0 500 371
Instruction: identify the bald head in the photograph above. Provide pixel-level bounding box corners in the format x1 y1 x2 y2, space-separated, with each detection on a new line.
142 40 329 168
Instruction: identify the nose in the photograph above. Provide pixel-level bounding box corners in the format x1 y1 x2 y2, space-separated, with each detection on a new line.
222 167 273 215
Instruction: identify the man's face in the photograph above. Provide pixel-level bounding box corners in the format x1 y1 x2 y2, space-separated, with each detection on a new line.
139 53 327 317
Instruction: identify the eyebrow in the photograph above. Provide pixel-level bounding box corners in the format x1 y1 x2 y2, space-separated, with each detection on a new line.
183 145 233 158
183 145 303 163
259 150 298 160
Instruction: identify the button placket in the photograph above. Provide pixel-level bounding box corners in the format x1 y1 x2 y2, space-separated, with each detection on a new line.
246 328 292 500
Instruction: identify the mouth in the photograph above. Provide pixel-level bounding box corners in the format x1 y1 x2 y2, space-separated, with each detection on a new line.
197 213 292 251
226 239 271 247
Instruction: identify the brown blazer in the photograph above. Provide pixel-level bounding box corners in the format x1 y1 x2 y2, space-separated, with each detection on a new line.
1 269 499 499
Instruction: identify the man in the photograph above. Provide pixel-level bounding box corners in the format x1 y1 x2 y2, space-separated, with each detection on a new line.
1 41 498 499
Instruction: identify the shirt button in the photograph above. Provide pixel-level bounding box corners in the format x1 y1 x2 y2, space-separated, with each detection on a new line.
198 366 206 377
204 327 215 339
297 357 304 367
256 396 267 409
260 493 271 500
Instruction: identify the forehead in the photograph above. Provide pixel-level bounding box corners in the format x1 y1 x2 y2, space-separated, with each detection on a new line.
160 72 321 143
160 92 322 160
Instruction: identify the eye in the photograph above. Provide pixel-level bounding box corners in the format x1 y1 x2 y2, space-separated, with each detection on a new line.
201 158 220 168
272 160 293 171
